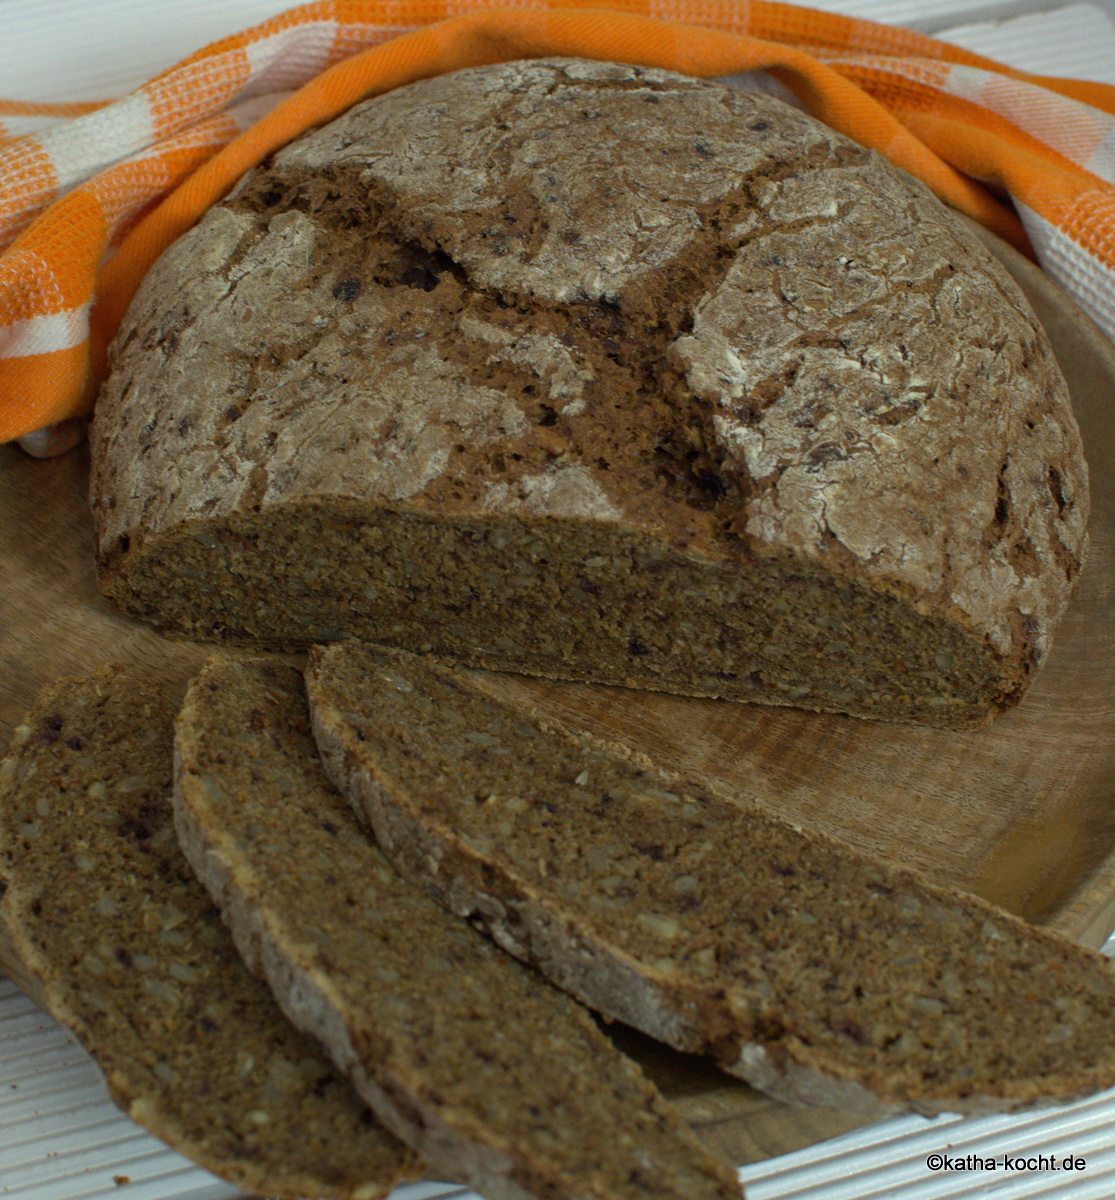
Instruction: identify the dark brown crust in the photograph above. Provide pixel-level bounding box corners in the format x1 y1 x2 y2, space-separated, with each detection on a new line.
90 59 1089 727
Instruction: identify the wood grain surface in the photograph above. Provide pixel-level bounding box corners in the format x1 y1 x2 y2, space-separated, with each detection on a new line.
1 227 1113 1171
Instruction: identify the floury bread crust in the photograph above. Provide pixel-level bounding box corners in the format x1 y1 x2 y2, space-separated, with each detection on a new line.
0 665 420 1200
91 59 1089 728
173 655 743 1200
306 642 1115 1117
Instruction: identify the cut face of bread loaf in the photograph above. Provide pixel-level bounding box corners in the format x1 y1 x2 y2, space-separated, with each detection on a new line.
172 654 743 1200
91 58 1089 728
0 664 420 1200
306 641 1115 1117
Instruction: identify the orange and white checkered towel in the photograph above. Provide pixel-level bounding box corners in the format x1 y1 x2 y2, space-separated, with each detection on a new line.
2 0 1114 453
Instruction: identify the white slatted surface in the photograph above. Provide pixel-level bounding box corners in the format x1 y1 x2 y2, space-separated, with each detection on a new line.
0 977 236 1199
4 938 1115 1200
0 0 1113 103
941 3 1115 83
0 972 471 1200
738 1089 1115 1198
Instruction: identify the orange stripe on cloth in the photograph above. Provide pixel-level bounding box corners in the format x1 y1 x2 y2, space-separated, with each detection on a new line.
0 344 93 441
902 106 1115 273
972 74 1112 175
0 196 104 329
2 0 1114 447
0 137 58 250
0 99 110 118
0 187 105 441
0 117 243 442
145 49 252 140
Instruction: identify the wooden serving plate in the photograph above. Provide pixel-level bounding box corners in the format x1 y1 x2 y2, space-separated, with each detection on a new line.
2 229 1113 1169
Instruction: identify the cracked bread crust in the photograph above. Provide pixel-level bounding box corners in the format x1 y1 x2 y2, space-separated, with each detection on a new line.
90 58 1088 726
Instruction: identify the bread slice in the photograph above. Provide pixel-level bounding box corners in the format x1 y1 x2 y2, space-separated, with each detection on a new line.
172 654 743 1200
306 640 1115 1118
90 59 1089 730
0 663 420 1200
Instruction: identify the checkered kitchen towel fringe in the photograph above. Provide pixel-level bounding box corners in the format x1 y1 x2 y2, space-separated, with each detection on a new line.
1 0 1114 449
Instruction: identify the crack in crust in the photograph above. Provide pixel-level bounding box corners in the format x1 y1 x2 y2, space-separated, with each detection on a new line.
220 123 874 531
90 58 1089 722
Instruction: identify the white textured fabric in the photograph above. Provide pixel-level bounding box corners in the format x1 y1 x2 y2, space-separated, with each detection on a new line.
0 306 87 358
1018 200 1115 337
242 18 341 97
37 93 155 192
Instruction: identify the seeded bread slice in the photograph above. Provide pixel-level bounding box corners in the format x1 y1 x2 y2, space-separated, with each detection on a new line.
305 640 1115 1118
172 654 743 1200
0 664 420 1200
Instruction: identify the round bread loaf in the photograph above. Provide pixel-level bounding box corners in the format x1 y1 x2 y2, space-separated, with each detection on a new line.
90 58 1089 728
